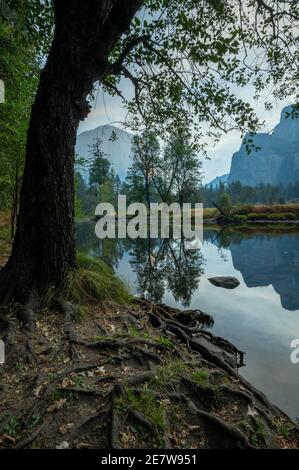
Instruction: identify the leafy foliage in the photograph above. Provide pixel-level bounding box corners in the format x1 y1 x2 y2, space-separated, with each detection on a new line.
123 131 202 207
217 192 233 216
0 0 53 212
106 0 299 152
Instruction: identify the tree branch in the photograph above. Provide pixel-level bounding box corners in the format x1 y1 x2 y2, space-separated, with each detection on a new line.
112 35 149 71
102 79 125 101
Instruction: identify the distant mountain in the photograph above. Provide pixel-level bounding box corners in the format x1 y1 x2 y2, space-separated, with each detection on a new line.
207 174 229 188
227 105 299 186
76 125 133 181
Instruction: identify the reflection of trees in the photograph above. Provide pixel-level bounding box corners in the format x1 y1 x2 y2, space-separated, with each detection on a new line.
129 237 205 306
164 240 204 307
93 238 124 269
76 221 124 269
76 221 205 306
129 238 165 303
205 227 244 262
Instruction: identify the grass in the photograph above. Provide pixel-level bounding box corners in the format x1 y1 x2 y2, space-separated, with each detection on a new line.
239 212 297 221
149 360 186 390
71 374 85 388
126 388 165 430
63 252 131 305
200 204 299 224
202 207 218 219
156 335 174 349
127 326 151 339
28 415 43 429
233 204 299 216
0 225 10 242
0 416 21 438
48 388 78 405
276 422 291 439
192 369 210 387
249 417 266 447
202 204 299 223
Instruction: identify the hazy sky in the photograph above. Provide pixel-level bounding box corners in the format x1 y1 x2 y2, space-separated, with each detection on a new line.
78 80 291 183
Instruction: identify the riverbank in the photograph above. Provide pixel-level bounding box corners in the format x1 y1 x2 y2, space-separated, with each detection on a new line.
0 295 299 449
0 215 299 448
203 204 299 225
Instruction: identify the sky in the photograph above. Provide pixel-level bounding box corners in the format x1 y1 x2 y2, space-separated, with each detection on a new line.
78 80 291 184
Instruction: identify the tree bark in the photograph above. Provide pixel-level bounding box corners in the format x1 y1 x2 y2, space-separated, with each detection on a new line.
0 0 144 305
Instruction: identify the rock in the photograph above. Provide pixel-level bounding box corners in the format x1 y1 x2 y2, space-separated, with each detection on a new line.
208 276 240 289
227 105 299 186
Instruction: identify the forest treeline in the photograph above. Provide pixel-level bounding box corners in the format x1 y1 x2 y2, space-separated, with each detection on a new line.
74 130 299 219
1 1 298 229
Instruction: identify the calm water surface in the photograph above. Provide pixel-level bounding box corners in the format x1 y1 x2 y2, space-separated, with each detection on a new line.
77 223 299 420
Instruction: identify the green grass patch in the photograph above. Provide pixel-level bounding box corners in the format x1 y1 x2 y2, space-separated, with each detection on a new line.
28 414 43 429
233 204 299 216
48 388 78 405
156 335 174 349
0 225 10 242
267 212 297 220
244 212 297 221
249 417 266 447
202 207 218 219
149 360 186 390
192 369 210 387
126 388 165 429
62 253 131 305
276 422 291 439
127 326 151 339
0 415 21 437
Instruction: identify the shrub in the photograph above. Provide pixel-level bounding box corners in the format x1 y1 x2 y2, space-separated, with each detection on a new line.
217 192 233 216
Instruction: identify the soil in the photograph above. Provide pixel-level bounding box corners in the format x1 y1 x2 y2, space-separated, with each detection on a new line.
0 298 298 449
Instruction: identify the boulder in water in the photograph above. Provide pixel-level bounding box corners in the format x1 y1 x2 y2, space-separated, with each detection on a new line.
208 276 240 289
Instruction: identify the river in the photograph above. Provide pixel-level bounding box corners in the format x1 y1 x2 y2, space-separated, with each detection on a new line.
77 222 299 421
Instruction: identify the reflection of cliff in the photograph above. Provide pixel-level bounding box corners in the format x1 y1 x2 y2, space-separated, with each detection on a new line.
230 234 299 311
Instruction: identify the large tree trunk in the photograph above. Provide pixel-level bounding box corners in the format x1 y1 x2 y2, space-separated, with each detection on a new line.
0 0 144 306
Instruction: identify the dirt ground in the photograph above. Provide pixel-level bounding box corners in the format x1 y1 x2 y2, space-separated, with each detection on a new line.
0 298 298 449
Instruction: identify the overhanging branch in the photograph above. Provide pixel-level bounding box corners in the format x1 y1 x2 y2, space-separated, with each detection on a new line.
113 35 149 71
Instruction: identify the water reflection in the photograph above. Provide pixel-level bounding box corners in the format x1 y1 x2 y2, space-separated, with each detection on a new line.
76 221 124 269
128 238 204 306
76 221 299 418
77 222 299 312
76 221 204 306
206 228 299 312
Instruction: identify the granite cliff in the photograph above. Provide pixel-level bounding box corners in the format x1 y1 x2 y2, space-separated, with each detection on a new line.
227 106 299 186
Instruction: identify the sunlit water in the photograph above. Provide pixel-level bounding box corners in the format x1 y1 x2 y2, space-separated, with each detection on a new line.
77 223 299 420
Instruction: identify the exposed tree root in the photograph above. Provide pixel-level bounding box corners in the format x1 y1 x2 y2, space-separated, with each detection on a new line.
14 425 44 449
0 299 298 449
